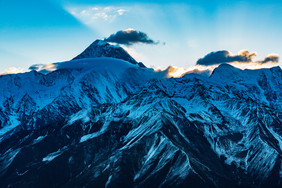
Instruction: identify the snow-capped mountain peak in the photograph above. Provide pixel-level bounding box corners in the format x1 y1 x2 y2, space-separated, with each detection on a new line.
0 39 281 187
72 39 144 67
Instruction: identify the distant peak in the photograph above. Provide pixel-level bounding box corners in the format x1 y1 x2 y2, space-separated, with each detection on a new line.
211 63 238 73
209 63 242 79
216 63 235 69
270 66 281 71
72 39 143 67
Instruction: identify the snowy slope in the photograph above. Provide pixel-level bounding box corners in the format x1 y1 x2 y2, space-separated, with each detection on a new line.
73 40 144 67
0 57 163 134
0 40 281 187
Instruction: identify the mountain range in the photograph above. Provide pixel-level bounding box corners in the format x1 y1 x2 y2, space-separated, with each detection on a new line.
0 40 281 188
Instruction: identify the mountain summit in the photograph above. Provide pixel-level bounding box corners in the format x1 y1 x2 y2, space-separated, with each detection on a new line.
73 39 145 67
0 40 281 187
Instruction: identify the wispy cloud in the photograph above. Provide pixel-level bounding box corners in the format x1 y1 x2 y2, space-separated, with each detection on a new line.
256 54 279 64
154 65 216 78
0 67 25 75
68 6 127 24
28 63 56 73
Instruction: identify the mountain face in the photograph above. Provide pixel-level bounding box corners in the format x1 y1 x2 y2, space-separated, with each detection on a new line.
73 40 145 67
0 41 281 188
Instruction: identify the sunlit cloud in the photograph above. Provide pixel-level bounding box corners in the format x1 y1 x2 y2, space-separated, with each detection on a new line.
154 65 215 78
28 63 57 74
196 50 280 69
230 53 279 69
256 53 279 64
68 6 127 24
0 67 25 75
196 50 257 66
230 61 279 70
164 66 188 78
117 9 126 15
157 50 280 78
28 63 57 73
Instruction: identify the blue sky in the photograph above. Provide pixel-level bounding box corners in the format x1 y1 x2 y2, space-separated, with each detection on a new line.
0 0 281 73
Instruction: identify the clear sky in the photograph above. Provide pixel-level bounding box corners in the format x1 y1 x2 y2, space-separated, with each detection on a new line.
0 0 281 73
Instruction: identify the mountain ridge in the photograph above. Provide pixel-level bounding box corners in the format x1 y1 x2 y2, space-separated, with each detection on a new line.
0 39 281 187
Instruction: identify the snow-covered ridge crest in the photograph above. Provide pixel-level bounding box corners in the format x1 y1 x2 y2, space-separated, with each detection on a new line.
37 57 138 74
0 38 281 187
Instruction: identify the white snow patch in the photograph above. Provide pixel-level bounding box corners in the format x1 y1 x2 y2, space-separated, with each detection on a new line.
33 134 47 143
105 175 112 188
268 127 282 151
80 122 110 143
123 113 162 149
0 115 20 136
80 132 102 143
68 109 90 125
0 148 21 169
16 170 29 176
135 134 191 182
103 164 110 172
42 146 68 162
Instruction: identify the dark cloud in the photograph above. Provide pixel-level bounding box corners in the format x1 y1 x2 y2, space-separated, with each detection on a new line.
196 50 256 66
104 29 158 45
256 54 279 64
29 64 44 71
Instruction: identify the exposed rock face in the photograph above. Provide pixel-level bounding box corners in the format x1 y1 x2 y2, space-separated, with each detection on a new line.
0 43 281 187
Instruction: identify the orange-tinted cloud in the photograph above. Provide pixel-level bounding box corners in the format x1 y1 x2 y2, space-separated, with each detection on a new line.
256 54 279 64
196 50 256 66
